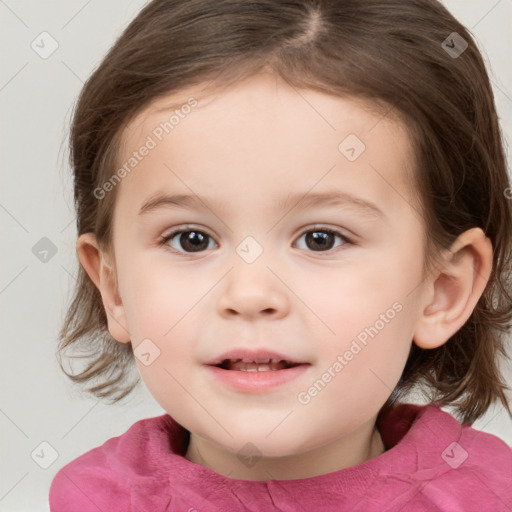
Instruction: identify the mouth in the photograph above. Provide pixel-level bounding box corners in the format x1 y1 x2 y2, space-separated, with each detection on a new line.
215 358 304 372
204 351 311 393
205 349 309 371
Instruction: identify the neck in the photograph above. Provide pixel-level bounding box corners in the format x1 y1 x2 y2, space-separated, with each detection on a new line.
185 416 386 481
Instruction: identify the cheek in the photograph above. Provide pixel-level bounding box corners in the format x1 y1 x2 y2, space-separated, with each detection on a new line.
119 257 204 338
296 248 419 392
120 262 212 377
300 253 418 341
123 267 201 407
300 312 413 434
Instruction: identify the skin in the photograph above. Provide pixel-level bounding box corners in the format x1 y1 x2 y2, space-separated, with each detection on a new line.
77 71 493 481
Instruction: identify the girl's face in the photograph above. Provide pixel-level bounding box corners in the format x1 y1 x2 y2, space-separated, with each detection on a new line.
108 73 430 479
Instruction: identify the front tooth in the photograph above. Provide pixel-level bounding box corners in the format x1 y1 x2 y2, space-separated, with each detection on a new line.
241 358 270 363
240 365 272 372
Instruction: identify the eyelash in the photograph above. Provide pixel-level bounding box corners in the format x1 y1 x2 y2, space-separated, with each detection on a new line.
158 225 354 256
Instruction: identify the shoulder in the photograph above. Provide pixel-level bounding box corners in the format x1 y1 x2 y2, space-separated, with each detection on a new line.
49 413 174 512
383 404 512 467
455 411 512 497
431 406 512 510
385 404 512 510
418 404 512 472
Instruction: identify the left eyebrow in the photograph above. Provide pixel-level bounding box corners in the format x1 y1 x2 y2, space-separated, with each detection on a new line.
138 191 386 220
277 191 386 220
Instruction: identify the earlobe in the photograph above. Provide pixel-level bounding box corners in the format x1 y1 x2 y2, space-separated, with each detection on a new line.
76 233 131 344
413 227 493 350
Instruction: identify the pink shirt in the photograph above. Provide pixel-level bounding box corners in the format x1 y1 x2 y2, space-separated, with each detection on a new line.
49 403 512 511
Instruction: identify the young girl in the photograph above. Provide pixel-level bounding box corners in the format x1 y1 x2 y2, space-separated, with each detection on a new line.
50 0 512 510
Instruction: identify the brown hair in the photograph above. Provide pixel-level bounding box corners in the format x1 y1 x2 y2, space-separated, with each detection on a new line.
58 0 512 424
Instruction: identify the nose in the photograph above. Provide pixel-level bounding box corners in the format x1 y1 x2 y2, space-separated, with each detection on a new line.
217 260 290 320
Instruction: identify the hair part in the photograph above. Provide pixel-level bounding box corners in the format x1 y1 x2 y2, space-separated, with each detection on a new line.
58 0 512 424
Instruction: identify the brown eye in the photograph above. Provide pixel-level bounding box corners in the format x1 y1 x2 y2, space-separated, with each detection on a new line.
295 228 350 253
163 229 217 253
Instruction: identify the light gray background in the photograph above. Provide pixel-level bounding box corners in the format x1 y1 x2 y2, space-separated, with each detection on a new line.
1 1 511 510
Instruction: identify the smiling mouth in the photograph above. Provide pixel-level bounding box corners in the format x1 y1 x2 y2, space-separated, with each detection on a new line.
216 358 303 372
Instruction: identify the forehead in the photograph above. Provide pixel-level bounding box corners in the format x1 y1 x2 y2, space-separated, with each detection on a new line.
123 73 406 148
115 73 417 217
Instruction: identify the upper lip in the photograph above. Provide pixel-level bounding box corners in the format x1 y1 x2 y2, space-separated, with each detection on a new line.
204 349 308 366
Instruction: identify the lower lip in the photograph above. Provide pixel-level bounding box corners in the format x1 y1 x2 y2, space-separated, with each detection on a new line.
204 364 310 393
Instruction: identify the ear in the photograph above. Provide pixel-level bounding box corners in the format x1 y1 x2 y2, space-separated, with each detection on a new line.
76 233 131 344
413 227 493 349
